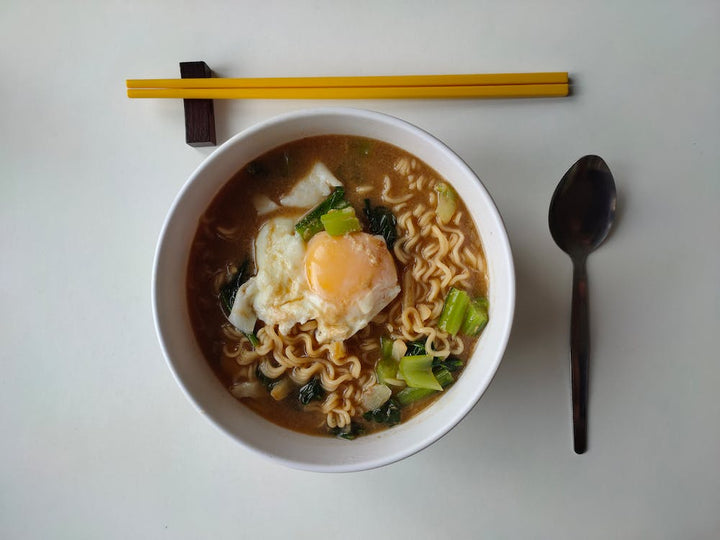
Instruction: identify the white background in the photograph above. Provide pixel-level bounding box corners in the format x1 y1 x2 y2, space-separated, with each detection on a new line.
2 1 719 538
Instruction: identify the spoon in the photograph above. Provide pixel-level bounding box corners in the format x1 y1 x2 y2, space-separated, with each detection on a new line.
548 155 616 454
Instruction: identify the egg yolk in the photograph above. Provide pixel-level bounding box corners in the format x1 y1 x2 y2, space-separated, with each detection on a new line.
305 231 398 305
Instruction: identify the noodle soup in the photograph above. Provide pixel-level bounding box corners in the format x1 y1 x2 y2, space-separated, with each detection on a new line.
187 135 489 438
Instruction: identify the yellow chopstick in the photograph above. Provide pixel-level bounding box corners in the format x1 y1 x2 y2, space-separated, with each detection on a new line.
126 72 568 89
127 83 568 100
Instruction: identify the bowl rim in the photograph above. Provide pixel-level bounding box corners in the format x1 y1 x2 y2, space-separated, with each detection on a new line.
152 106 515 472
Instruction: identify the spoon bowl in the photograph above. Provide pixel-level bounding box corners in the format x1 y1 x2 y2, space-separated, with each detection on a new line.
549 155 616 258
549 155 616 453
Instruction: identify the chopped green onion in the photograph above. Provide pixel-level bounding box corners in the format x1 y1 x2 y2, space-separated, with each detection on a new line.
294 187 350 241
244 332 259 348
398 355 442 391
320 206 362 236
376 337 399 385
461 296 489 336
438 287 470 336
434 182 458 224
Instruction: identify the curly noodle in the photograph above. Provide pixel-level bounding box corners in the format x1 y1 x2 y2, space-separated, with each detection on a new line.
218 154 485 429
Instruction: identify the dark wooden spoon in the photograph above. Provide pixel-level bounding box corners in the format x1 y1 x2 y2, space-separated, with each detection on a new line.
548 155 617 454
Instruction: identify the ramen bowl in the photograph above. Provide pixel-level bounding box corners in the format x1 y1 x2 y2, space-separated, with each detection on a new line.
153 107 515 472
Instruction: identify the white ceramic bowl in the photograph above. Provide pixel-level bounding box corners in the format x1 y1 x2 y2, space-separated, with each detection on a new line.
153 107 515 472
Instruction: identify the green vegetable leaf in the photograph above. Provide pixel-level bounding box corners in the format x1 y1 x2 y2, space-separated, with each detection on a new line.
461 296 489 336
295 187 350 241
432 366 454 388
330 421 365 440
219 259 250 315
363 398 401 426
256 366 278 391
405 340 427 356
363 199 398 249
395 366 455 406
432 356 464 373
396 386 436 407
298 377 325 405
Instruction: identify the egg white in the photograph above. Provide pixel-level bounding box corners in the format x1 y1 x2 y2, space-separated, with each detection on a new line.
229 162 400 344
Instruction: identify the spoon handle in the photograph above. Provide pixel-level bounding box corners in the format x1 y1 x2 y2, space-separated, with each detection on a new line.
571 257 590 454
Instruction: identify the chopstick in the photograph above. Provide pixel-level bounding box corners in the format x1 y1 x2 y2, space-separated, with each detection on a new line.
126 72 569 100
127 84 567 100
127 72 568 89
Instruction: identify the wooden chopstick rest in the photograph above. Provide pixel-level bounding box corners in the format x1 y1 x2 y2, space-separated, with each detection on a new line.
179 61 216 147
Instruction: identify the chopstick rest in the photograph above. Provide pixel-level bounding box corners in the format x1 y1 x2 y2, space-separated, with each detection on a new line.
179 61 216 147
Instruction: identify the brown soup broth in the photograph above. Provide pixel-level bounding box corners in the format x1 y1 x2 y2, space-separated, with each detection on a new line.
187 135 488 436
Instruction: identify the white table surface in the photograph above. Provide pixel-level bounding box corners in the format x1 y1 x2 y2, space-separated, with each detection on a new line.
2 1 719 538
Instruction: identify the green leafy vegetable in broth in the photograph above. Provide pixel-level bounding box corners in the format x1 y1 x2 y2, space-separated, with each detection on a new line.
219 260 258 347
256 366 279 391
298 377 325 405
399 355 443 391
363 199 397 249
395 365 455 406
295 187 350 241
461 297 489 336
405 340 427 357
437 287 471 337
395 386 435 407
375 337 399 384
432 356 464 373
363 398 401 426
330 421 365 440
432 366 455 388
219 259 251 315
434 182 458 224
